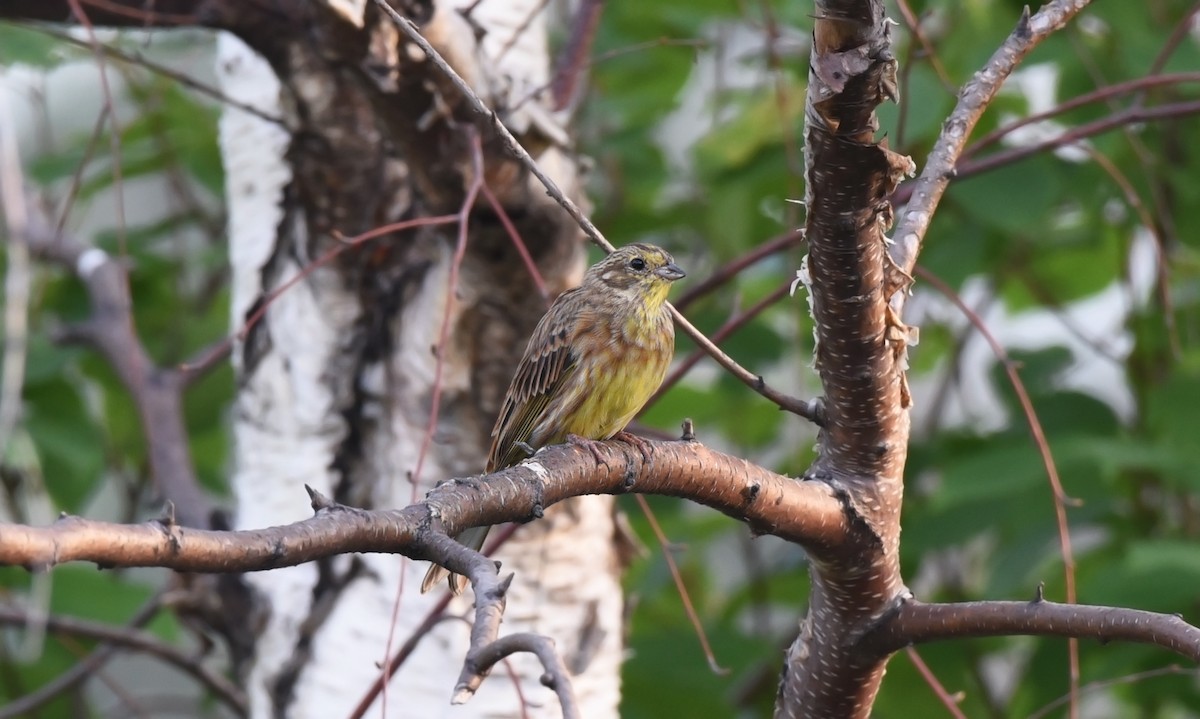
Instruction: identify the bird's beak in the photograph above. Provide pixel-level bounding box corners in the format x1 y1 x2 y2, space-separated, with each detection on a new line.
656 263 686 282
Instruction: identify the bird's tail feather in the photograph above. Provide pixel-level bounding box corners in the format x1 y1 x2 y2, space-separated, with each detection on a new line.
419 525 491 595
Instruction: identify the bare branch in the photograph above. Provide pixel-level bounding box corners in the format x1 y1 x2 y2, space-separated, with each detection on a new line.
0 438 844 714
952 99 1200 181
778 0 915 714
866 598 1200 663
0 595 163 718
0 439 846 573
456 633 579 718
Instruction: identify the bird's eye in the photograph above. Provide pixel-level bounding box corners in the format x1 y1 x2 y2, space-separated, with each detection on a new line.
629 257 647 271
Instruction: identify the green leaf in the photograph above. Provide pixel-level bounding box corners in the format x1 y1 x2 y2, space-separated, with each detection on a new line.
22 378 105 512
0 25 67 67
1081 540 1200 611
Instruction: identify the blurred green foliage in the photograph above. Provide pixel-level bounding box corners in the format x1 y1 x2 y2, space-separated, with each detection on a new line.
3 0 1200 715
588 0 1200 716
0 28 231 715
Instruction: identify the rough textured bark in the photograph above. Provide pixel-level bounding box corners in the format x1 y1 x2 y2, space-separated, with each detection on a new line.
212 1 619 716
778 1 916 716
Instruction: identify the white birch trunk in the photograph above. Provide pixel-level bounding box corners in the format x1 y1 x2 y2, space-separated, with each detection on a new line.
215 2 624 716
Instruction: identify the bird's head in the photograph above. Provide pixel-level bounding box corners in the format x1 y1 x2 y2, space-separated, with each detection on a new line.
585 243 686 308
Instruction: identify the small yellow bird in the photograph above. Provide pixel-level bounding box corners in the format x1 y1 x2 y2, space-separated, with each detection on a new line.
422 243 685 594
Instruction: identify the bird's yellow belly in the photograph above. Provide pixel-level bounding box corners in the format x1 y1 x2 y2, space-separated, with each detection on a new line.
562 355 666 440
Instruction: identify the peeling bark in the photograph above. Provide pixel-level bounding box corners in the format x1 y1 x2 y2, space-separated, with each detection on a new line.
779 1 916 716
214 1 616 716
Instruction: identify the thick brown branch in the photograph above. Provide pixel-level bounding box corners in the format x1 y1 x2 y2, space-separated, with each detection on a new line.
782 0 914 715
865 598 1200 663
0 440 846 572
18 197 214 528
0 439 843 715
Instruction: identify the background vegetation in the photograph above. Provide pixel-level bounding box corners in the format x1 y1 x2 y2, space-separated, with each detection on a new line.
1 0 1199 715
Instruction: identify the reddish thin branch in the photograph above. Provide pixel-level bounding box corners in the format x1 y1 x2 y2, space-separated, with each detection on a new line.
915 265 1082 713
953 99 1200 183
374 0 822 423
674 230 804 311
550 0 605 111
0 596 164 718
633 493 728 675
904 647 966 719
964 72 1200 157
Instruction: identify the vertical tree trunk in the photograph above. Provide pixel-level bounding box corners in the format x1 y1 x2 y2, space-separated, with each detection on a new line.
215 2 625 715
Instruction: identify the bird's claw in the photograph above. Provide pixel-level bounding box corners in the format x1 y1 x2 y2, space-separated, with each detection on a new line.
567 434 610 468
613 430 653 466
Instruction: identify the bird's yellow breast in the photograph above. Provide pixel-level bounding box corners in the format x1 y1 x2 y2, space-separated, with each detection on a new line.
562 345 670 439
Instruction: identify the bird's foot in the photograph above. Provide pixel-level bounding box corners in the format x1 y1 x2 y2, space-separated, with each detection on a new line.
613 430 653 466
567 434 610 468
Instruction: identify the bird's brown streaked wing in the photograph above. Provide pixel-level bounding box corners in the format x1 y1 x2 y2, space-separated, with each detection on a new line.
487 292 583 471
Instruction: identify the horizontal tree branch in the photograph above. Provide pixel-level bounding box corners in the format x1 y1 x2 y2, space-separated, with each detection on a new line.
0 438 848 574
0 437 846 713
864 596 1200 662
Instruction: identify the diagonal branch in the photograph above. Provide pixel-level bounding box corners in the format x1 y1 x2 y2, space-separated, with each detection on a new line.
889 0 1093 280
16 195 214 528
371 0 822 423
0 603 246 712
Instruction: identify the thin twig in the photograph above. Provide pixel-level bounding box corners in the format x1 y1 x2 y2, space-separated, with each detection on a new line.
955 99 1200 186
1027 665 1197 719
28 24 285 125
372 0 822 423
674 230 804 311
0 595 165 719
0 604 246 714
480 181 549 301
653 280 792 404
905 646 967 719
66 0 131 267
178 214 460 375
964 72 1200 156
916 266 1080 716
633 494 728 675
893 0 954 92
